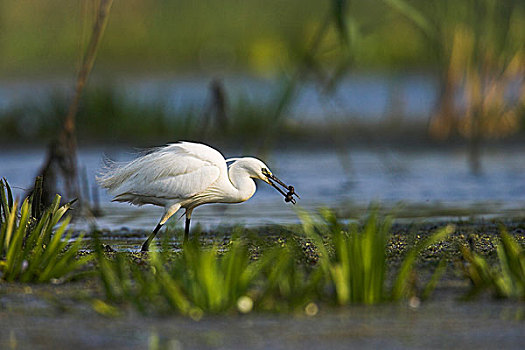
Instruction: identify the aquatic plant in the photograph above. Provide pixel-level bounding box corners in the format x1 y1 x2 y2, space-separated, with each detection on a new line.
0 178 91 282
96 247 185 315
170 238 259 313
299 209 453 304
97 232 323 315
97 237 264 315
254 242 321 312
96 209 454 316
461 229 525 299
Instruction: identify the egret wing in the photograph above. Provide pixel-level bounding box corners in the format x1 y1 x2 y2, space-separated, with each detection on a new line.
131 164 220 199
100 142 226 200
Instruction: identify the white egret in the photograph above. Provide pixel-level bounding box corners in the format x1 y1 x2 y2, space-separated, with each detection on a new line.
97 141 298 251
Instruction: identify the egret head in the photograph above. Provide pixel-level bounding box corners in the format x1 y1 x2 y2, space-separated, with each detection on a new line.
230 157 273 182
229 157 299 204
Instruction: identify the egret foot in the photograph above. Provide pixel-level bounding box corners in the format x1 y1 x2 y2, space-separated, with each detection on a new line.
141 223 163 252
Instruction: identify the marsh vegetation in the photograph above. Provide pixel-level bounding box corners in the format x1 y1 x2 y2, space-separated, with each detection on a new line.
1 179 524 313
0 177 524 348
0 0 524 348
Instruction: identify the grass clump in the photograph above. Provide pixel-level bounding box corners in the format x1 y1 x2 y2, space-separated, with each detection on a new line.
0 178 91 283
97 237 263 315
96 209 456 316
96 235 321 315
461 229 525 300
254 242 322 312
300 209 454 305
169 238 257 313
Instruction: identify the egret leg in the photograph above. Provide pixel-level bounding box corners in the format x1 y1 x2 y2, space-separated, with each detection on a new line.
184 217 190 242
141 223 162 252
183 209 193 243
140 203 181 252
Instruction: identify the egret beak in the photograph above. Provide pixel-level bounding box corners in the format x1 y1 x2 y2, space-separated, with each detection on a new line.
262 169 300 204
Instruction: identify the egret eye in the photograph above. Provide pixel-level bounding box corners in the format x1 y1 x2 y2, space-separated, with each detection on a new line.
262 168 271 176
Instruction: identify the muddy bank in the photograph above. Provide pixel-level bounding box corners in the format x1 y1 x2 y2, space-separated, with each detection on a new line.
91 217 525 263
1 218 525 350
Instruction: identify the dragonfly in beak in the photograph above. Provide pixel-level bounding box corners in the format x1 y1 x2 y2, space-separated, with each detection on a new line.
262 168 300 204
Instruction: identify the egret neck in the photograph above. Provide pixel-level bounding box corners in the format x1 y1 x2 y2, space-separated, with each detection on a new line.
226 161 257 203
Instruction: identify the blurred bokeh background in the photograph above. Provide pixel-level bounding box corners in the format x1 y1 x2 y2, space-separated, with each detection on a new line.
0 0 524 228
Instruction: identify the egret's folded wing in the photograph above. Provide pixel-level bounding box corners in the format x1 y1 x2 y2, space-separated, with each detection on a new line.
129 164 220 199
165 142 228 171
99 142 225 199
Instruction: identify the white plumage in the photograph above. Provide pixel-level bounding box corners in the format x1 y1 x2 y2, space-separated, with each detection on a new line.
97 141 298 251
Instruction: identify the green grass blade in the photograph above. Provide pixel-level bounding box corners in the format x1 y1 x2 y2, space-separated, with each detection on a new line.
392 224 453 300
38 217 71 275
2 200 18 253
150 251 191 314
5 200 30 281
421 257 448 301
0 179 11 223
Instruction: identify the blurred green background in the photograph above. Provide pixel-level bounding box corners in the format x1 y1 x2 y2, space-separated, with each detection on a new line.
0 0 523 147
0 0 429 76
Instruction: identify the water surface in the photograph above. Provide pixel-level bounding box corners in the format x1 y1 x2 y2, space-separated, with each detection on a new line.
1 145 524 231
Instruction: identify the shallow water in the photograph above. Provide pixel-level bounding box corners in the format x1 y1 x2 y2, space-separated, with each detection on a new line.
1 145 525 232
2 294 524 350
